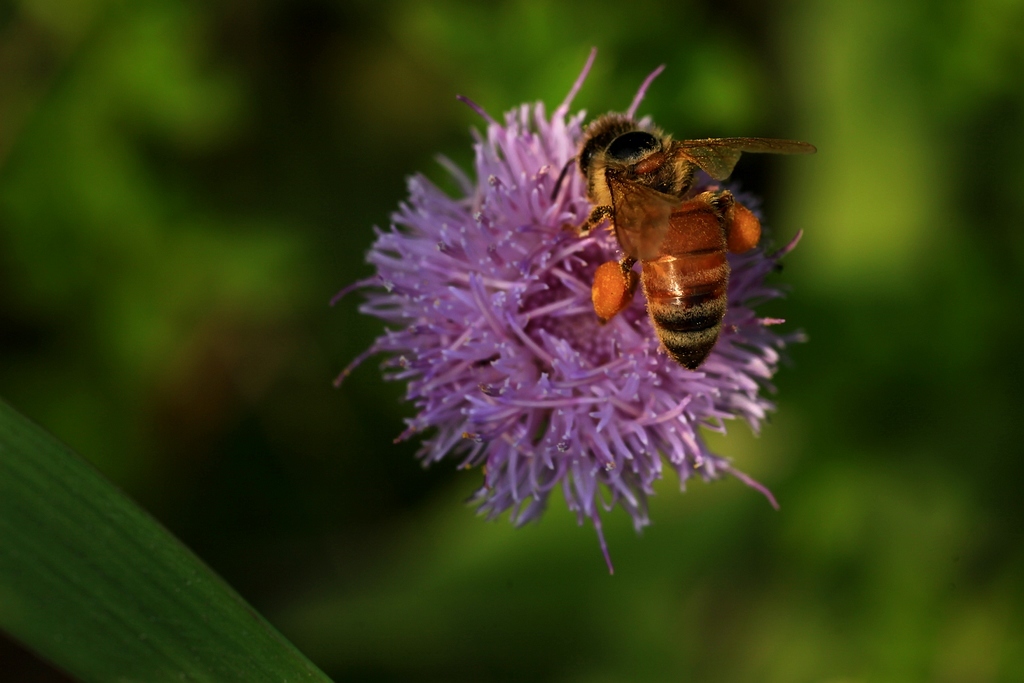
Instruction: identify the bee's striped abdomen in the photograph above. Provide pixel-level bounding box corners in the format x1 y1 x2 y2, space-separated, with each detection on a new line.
641 200 730 370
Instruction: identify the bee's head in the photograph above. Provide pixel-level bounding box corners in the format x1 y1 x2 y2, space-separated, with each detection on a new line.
577 114 641 176
605 131 661 164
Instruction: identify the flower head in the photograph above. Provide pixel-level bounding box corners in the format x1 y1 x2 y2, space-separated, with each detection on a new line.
337 50 802 572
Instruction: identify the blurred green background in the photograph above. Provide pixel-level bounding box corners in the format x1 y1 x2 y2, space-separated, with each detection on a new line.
2 0 1023 681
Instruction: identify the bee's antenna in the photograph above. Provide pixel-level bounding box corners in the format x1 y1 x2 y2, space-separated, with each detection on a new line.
550 157 577 202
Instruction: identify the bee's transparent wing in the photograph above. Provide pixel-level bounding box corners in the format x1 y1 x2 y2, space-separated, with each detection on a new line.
676 138 816 181
608 176 680 261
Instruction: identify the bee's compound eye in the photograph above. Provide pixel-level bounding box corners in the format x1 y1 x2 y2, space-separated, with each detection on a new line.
606 131 660 162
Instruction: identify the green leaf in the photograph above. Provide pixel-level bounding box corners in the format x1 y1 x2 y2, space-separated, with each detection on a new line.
0 399 333 682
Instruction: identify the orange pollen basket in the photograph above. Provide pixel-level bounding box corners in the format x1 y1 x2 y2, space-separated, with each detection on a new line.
726 203 762 253
592 261 639 323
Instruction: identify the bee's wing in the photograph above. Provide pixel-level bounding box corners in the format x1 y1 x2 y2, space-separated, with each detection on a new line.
676 138 816 181
608 176 680 261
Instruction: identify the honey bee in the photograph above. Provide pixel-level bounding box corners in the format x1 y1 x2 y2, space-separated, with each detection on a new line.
560 113 815 369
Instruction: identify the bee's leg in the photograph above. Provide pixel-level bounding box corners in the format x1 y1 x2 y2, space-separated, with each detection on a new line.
580 205 613 236
592 256 638 323
710 190 761 253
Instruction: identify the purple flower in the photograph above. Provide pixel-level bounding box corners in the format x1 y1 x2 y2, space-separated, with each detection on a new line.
336 50 802 573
